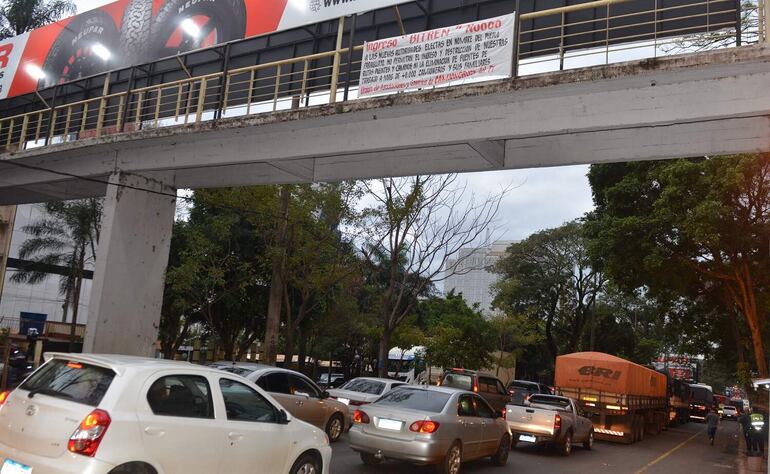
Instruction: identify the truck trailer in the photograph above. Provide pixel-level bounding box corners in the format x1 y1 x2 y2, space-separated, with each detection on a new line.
554 352 668 444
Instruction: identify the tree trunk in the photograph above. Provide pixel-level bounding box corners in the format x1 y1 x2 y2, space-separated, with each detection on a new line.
262 186 290 366
297 326 308 372
68 247 85 353
378 329 391 377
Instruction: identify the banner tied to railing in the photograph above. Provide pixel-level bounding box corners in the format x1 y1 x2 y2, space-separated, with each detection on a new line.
359 13 516 98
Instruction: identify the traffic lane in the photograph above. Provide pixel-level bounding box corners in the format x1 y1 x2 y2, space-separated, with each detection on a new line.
330 421 738 473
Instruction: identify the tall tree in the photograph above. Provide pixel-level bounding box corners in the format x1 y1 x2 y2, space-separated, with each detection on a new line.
360 175 507 376
11 199 101 350
492 220 605 361
0 0 75 39
586 154 770 377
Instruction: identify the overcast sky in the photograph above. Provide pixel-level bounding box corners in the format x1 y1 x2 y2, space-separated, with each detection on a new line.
72 0 595 242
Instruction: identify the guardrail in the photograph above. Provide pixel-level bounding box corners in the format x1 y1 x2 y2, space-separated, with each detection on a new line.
0 0 760 154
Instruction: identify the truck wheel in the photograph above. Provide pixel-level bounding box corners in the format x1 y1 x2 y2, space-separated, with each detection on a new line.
559 431 572 456
491 434 510 466
637 416 645 442
583 430 594 450
436 442 462 474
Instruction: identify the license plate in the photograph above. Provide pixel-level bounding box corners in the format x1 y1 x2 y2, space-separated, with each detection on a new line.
1 460 32 474
378 418 403 431
337 398 350 405
519 434 537 443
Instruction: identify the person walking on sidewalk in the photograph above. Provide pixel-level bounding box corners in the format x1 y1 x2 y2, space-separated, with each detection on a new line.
705 409 720 445
739 409 752 451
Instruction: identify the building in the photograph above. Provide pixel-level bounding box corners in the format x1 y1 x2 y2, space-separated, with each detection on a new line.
443 240 516 316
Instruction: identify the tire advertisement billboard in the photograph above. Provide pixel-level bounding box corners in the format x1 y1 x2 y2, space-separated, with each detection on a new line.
0 0 414 99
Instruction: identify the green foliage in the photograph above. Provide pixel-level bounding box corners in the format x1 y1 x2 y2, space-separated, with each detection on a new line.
0 0 75 39
422 292 495 370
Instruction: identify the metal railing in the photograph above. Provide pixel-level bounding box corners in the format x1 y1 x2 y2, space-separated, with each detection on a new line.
0 316 86 339
0 0 760 154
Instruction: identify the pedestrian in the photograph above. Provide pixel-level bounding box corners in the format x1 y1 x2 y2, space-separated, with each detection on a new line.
749 411 767 456
739 409 752 453
705 408 720 445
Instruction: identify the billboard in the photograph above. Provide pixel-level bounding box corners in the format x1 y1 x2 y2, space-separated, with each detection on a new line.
0 0 414 99
652 354 699 382
359 13 516 97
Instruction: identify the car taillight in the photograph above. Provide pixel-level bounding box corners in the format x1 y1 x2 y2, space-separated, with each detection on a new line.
0 390 10 406
473 379 479 393
502 409 507 420
68 409 111 457
554 413 562 432
409 420 440 433
353 409 370 424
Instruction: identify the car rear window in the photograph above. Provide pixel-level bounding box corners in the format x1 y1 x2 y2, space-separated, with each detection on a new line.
20 359 115 407
341 379 386 395
509 381 538 391
441 373 473 391
375 388 450 413
529 395 571 410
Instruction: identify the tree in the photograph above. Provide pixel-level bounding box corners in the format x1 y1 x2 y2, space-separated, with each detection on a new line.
0 0 75 39
586 154 770 377
492 221 605 362
11 199 101 351
422 292 495 370
360 175 507 376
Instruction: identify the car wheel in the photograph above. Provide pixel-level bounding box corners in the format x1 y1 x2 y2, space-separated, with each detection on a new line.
491 433 510 466
436 441 462 474
360 452 381 466
583 430 594 450
109 463 157 474
39 9 119 89
149 0 246 58
290 453 321 474
559 431 572 456
325 413 344 442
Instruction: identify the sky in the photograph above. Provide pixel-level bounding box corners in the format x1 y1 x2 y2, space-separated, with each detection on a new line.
72 0 596 242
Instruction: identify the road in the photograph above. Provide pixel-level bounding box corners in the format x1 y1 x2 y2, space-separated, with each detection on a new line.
330 420 740 473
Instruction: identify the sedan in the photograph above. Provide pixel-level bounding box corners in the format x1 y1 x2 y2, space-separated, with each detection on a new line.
328 377 407 421
0 353 330 474
348 385 511 474
722 405 738 420
211 362 349 442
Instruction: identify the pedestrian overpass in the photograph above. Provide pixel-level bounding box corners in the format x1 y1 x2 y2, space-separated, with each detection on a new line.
0 0 768 356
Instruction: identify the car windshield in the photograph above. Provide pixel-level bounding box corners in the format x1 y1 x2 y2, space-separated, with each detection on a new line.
441 373 473 391
20 359 115 406
213 365 256 377
341 379 386 395
375 388 450 413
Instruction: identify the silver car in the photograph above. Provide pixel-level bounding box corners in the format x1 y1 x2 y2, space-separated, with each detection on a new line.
211 362 349 442
327 377 408 422
348 386 511 474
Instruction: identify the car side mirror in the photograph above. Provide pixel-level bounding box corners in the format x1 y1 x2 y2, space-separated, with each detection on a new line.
277 409 290 425
321 390 330 399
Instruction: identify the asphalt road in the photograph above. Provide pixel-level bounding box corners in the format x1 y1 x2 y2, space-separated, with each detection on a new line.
329 420 740 474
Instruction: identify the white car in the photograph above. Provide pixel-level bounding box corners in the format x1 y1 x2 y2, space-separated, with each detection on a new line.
327 377 407 421
0 353 331 474
722 405 738 420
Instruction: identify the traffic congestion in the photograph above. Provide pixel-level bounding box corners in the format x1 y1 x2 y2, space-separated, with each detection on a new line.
0 348 763 473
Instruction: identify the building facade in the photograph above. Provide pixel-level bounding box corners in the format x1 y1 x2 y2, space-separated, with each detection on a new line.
443 240 515 316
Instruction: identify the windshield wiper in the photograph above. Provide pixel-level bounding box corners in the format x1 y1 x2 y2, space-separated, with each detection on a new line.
27 388 73 400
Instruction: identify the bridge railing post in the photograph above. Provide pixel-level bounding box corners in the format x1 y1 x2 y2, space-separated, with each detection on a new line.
329 16 345 104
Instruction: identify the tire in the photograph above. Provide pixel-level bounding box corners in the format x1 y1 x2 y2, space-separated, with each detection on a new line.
109 463 157 474
583 430 594 450
325 413 344 442
559 431 572 456
491 434 510 466
290 452 321 474
436 441 462 474
118 0 154 67
39 9 120 89
360 452 381 466
637 416 645 442
149 0 246 58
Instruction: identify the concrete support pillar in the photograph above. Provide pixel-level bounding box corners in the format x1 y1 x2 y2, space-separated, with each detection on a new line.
84 172 176 356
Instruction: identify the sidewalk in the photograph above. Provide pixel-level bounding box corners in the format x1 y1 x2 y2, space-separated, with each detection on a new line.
738 433 768 473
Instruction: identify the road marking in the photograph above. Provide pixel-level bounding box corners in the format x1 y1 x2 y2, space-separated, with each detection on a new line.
634 431 702 474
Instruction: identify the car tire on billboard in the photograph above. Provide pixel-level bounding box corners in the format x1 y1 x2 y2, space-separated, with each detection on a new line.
39 9 119 88
119 0 154 67
149 0 247 58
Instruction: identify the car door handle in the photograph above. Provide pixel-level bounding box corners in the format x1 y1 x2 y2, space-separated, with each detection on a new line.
228 432 244 441
144 427 165 437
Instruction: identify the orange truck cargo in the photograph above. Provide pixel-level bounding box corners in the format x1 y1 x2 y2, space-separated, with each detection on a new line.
554 352 668 444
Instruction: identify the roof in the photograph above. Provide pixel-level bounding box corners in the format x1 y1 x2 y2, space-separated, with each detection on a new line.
211 361 273 370
350 377 404 384
46 352 213 377
397 385 468 396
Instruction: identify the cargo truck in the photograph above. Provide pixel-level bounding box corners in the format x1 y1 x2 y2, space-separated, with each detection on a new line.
554 352 668 444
